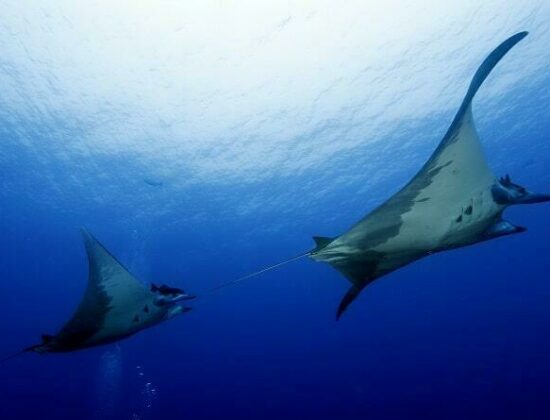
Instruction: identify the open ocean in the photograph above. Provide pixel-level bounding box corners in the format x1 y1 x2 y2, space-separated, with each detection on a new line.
1 2 549 419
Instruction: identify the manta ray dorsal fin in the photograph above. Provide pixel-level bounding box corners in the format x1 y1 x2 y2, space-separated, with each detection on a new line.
312 236 334 252
56 229 153 343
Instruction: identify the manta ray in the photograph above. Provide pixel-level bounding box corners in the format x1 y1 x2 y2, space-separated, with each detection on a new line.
311 31 550 318
225 31 549 319
2 229 195 361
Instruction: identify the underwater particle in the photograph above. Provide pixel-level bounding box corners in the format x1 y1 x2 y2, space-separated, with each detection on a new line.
141 379 159 409
131 364 159 419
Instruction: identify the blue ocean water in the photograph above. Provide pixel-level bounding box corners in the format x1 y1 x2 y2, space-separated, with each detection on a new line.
1 2 550 419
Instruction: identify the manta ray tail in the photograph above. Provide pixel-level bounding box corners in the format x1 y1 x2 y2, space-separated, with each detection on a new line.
0 350 27 365
207 252 310 294
0 344 41 365
208 236 337 294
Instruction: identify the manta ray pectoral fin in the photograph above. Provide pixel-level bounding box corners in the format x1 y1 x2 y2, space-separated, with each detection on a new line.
340 32 528 261
53 229 154 347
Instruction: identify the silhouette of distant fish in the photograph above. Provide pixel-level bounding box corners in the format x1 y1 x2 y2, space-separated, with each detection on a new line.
144 178 164 187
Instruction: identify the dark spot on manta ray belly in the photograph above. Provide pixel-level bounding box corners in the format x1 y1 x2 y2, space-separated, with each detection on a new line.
133 315 140 323
465 205 473 215
143 304 149 313
416 197 430 202
456 214 463 222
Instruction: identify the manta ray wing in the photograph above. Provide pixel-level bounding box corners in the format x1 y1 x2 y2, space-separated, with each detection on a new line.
341 32 527 251
319 32 528 317
55 229 157 347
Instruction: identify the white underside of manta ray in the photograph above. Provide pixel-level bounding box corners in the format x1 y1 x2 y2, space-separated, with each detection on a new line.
229 31 549 320
19 230 195 356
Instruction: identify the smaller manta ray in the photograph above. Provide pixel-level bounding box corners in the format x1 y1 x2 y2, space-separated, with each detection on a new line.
2 229 195 362
222 31 549 320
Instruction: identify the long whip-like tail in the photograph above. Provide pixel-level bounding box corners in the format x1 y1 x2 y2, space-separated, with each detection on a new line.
0 345 37 365
204 251 311 295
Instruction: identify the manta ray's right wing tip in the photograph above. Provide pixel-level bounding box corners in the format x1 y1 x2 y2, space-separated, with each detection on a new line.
464 30 528 101
438 30 529 150
496 31 528 57
468 30 528 96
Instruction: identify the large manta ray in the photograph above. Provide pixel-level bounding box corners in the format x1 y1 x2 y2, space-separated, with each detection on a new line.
225 32 549 319
5 230 195 359
309 31 550 318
